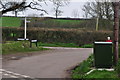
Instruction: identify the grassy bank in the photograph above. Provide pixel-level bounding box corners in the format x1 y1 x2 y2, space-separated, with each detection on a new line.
2 41 48 55
71 55 119 79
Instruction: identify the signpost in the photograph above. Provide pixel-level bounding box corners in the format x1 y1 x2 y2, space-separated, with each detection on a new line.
19 17 31 41
24 17 31 40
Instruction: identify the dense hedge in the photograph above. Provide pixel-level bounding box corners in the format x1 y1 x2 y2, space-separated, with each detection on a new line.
2 27 113 45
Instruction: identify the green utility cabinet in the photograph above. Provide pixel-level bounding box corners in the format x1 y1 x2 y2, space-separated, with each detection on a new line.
94 42 113 68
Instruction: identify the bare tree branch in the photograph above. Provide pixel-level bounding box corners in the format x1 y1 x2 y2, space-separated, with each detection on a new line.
82 2 114 20
1 2 26 14
0 0 48 15
51 0 70 18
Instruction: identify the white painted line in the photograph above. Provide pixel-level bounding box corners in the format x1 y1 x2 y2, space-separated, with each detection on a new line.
97 68 114 71
3 74 9 76
86 68 115 75
10 75 18 78
1 69 31 78
6 71 30 78
0 72 2 74
0 69 5 71
86 69 95 75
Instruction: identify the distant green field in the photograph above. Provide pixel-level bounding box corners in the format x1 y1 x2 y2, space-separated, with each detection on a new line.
1 17 84 28
0 16 114 30
0 17 21 27
39 19 84 28
54 19 83 25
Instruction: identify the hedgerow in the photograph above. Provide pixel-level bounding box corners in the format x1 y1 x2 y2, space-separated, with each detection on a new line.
2 27 113 45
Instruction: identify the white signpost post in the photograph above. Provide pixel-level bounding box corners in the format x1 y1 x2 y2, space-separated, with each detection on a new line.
18 16 31 41
24 17 30 40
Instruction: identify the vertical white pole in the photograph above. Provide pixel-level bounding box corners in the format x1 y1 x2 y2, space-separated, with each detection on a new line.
24 17 27 39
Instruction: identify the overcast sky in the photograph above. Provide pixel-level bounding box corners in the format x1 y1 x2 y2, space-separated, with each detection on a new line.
2 0 119 18
3 0 88 18
27 1 86 18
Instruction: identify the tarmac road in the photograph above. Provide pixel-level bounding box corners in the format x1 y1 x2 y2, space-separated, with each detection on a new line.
2 47 93 78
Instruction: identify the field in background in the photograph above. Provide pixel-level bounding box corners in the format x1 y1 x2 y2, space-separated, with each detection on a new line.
1 16 114 31
0 17 21 27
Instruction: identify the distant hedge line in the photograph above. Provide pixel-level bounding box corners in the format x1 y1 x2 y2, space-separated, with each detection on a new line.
2 27 113 45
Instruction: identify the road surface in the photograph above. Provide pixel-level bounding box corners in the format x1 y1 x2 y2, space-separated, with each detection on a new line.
2 47 93 78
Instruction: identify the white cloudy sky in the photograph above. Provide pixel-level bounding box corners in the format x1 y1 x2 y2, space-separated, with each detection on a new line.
3 0 89 18
26 1 86 18
2 0 119 18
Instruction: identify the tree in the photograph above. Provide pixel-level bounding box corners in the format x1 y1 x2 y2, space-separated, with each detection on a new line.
71 9 79 18
82 1 114 20
0 0 48 16
51 0 70 18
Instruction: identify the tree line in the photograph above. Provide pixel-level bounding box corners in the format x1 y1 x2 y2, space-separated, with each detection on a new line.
82 1 120 20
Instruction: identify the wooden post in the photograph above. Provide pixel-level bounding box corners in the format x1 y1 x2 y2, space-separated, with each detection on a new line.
113 2 119 66
96 17 99 31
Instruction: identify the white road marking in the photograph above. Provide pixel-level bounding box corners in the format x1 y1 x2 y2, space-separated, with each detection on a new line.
0 69 32 78
10 75 19 78
3 74 9 76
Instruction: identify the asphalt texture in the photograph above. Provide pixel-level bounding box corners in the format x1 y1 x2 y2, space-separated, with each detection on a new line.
2 47 93 78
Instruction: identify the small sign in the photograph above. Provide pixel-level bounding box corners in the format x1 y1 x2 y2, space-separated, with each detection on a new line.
17 38 29 41
26 21 31 23
17 38 25 41
31 40 37 42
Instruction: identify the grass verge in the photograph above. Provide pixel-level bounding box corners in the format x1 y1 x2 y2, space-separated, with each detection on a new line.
39 42 93 48
2 41 48 55
2 42 93 55
71 54 119 79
